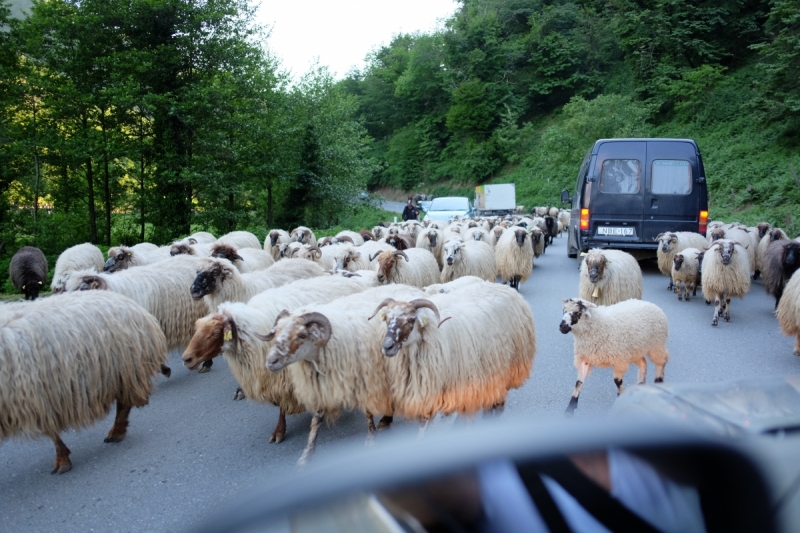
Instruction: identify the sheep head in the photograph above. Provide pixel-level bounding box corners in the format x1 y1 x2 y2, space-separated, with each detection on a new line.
291 227 312 244
263 311 331 372
512 227 528 246
375 250 408 283
269 230 282 247
386 234 412 250
709 228 726 242
673 253 685 272
191 259 236 299
655 233 678 252
757 222 771 240
709 240 738 265
335 247 360 271
372 226 386 240
182 313 236 370
426 229 438 247
211 243 244 263
769 229 785 243
583 251 609 283
530 228 543 244
493 227 505 241
170 242 193 256
560 298 596 333
104 246 133 273
443 239 464 266
783 242 800 270
387 227 400 236
369 298 445 356
75 273 109 291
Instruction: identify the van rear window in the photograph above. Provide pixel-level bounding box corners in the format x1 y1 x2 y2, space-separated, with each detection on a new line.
651 160 692 194
600 159 640 194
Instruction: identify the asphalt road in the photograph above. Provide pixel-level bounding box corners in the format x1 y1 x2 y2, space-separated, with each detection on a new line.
382 200 407 214
1 235 798 532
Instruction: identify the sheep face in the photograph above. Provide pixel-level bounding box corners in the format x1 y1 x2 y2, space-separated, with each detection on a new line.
369 298 443 357
513 228 528 247
269 231 282 247
291 227 311 244
375 251 408 283
426 230 438 247
531 228 543 244
75 274 109 291
182 314 229 370
559 299 596 334
170 243 193 256
584 253 608 283
190 260 234 299
104 248 132 272
785 242 800 270
757 223 771 240
709 228 725 242
373 227 387 240
656 233 678 252
493 227 505 241
20 279 44 300
673 253 685 272
335 250 360 271
769 229 785 243
710 240 738 265
387 227 400 236
443 240 464 267
264 312 331 371
211 243 243 263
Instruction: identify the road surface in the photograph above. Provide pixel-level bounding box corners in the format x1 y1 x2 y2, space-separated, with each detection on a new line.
1 234 797 532
382 200 407 214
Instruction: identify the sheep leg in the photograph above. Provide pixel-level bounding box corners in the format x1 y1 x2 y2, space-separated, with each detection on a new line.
724 297 731 322
677 281 683 300
712 296 722 326
232 387 246 401
753 269 760 280
654 362 666 383
613 363 629 395
297 409 324 467
634 359 647 385
365 411 377 447
104 401 132 443
50 435 72 475
377 415 393 430
418 417 431 438
774 287 784 309
269 409 286 444
198 359 213 374
565 361 591 415
160 364 172 378
793 336 800 357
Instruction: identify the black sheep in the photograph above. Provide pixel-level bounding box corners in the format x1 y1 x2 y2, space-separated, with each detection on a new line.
762 240 800 308
544 216 557 246
9 246 48 300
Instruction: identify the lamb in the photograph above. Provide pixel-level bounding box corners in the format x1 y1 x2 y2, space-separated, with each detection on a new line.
494 227 534 290
181 273 379 438
701 239 751 326
210 243 275 273
559 298 668 414
671 248 704 301
190 257 325 313
104 244 171 272
0 290 167 474
655 232 709 290
372 281 536 426
776 270 800 356
290 226 317 247
261 284 427 464
755 228 788 280
416 229 445 269
578 249 643 305
373 249 439 288
9 246 48 300
762 240 800 308
441 239 496 283
216 230 262 250
265 230 291 261
50 243 104 294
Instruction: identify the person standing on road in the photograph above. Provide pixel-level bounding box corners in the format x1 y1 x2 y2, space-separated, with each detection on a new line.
402 199 418 221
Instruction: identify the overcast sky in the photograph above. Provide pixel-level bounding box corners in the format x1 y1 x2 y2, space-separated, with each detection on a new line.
256 0 458 80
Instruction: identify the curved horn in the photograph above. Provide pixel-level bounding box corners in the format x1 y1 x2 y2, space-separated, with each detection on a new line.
307 245 322 259
254 309 291 341
393 250 409 262
368 298 396 321
300 312 332 346
369 252 381 262
733 241 749 249
337 235 354 244
654 233 665 242
409 299 441 325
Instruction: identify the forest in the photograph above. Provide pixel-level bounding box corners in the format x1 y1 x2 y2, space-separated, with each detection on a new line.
1 0 799 267
341 0 800 232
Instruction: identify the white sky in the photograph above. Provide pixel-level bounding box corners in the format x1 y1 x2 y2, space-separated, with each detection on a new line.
256 0 459 80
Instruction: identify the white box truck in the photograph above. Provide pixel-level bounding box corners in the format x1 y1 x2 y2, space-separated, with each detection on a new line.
475 184 516 215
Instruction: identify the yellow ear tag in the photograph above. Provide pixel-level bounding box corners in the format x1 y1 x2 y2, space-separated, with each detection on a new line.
223 330 232 341
420 316 428 327
592 287 601 298
380 311 386 321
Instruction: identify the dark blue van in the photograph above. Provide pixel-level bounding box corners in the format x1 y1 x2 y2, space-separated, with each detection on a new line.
563 138 709 258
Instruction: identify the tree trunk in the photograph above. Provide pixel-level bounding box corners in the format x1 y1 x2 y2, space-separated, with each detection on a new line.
86 157 98 244
267 182 273 227
140 151 146 242
101 109 112 246
228 192 235 232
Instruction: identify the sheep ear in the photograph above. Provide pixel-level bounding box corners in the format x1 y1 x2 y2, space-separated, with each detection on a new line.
127 252 132 256
38 281 42 285
460 242 466 249
350 251 361 259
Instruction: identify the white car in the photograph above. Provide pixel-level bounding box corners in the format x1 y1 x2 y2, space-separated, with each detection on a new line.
422 196 474 221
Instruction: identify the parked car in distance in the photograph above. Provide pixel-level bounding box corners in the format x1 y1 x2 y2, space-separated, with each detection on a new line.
418 200 432 212
563 138 709 258
423 196 473 221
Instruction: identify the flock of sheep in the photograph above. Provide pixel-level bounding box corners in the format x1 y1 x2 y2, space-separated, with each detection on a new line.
3 207 800 474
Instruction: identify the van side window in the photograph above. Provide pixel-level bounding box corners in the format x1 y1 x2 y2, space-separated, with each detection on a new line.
651 160 692 195
600 159 640 194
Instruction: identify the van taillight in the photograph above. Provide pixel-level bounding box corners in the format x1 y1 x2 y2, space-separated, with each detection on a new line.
699 210 708 234
580 208 590 231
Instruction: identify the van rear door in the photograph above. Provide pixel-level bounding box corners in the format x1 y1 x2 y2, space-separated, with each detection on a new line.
588 140 646 244
642 140 701 241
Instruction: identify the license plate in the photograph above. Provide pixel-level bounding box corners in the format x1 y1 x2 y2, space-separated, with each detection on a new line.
597 226 634 236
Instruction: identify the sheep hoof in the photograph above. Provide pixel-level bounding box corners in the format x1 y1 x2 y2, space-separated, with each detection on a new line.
705 300 711 305
794 349 800 357
232 388 246 401
198 365 211 374
51 462 72 475
655 377 664 383
104 434 125 444
711 319 718 326
160 364 172 378
269 432 285 444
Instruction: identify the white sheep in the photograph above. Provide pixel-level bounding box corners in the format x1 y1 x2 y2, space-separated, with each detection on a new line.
104 243 172 272
185 231 217 244
190 257 325 313
777 269 800 356
262 284 426 464
335 230 365 246
373 249 440 288
359 240 394 267
169 241 213 257
701 239 751 326
278 242 304 259
494 227 534 290
265 229 291 261
579 249 643 305
440 239 496 283
489 226 505 247
217 230 262 250
209 243 275 273
423 275 485 295
559 298 669 414
530 227 545 258
0 290 167 474
50 243 104 293
416 228 445 269
655 232 709 290
372 281 536 425
671 247 704 301
321 243 372 272
290 226 317 247
464 226 491 244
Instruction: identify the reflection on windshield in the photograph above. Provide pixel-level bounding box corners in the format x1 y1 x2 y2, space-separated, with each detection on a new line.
429 198 469 211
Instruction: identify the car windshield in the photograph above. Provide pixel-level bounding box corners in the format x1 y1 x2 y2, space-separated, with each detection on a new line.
429 198 469 211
